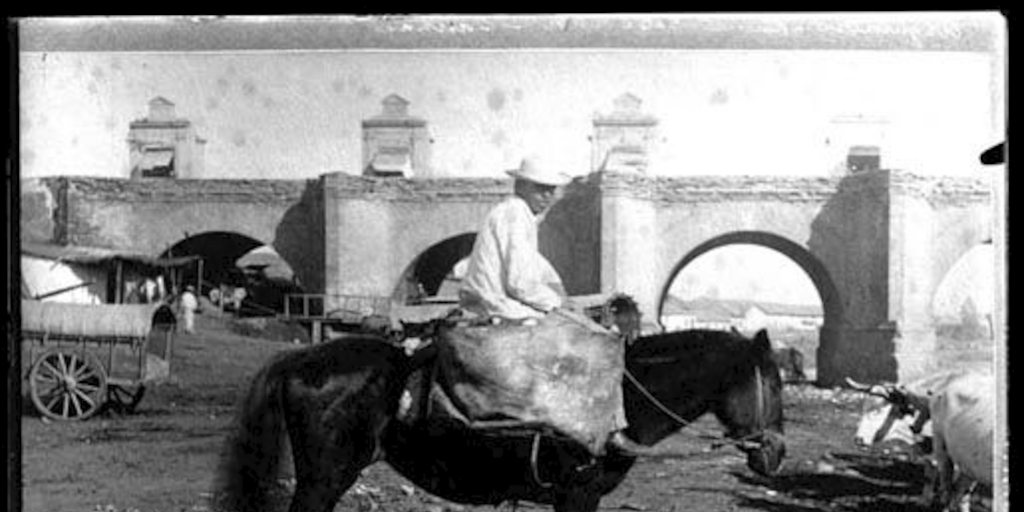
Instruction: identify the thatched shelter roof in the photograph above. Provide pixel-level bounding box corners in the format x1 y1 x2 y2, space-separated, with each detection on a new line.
22 241 200 268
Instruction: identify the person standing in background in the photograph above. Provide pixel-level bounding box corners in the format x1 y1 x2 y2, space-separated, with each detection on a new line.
179 285 199 334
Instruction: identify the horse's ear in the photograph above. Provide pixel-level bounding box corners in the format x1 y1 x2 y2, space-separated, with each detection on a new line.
753 329 771 353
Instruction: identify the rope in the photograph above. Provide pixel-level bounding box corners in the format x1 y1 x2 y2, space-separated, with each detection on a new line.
623 364 770 451
623 368 694 429
529 432 554 488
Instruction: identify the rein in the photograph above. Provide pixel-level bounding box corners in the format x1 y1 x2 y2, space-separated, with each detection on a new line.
623 368 694 428
623 364 769 451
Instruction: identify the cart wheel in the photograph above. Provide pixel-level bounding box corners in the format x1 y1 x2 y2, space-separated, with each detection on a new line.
29 349 108 421
107 384 146 414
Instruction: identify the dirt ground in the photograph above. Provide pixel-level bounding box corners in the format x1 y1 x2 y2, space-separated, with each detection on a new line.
19 312 992 512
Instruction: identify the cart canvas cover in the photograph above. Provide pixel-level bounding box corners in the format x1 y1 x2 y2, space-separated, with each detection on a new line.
21 300 175 339
434 309 624 454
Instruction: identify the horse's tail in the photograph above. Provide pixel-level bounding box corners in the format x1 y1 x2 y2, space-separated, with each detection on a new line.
217 359 288 512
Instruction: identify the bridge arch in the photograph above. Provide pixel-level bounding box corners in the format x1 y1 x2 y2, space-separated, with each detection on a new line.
161 231 263 289
657 231 843 379
161 231 303 314
658 231 841 326
931 242 994 353
392 233 476 304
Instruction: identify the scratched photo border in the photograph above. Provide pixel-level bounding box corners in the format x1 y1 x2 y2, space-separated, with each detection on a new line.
9 13 1008 512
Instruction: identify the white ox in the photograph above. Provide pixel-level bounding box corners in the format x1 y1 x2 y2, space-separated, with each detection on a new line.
930 371 995 512
849 369 995 512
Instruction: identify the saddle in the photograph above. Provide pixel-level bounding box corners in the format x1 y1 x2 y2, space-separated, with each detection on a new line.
399 308 625 456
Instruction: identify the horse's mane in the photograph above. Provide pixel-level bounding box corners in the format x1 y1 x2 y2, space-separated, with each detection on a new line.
628 329 763 359
626 328 777 386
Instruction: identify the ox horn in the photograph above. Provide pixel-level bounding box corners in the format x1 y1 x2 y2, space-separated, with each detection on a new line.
844 377 894 399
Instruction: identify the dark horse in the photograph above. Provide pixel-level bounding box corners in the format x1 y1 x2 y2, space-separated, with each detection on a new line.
217 327 785 512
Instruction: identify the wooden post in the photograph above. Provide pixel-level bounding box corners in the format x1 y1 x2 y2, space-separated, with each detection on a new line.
196 258 204 295
114 259 124 304
311 320 322 345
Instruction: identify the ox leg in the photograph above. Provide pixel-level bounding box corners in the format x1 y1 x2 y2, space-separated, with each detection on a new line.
948 475 976 512
932 435 955 511
921 458 939 506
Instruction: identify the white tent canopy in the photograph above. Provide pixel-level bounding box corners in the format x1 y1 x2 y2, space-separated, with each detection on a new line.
235 245 294 281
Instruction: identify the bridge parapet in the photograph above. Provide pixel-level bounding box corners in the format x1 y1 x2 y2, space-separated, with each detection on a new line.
591 169 990 206
30 176 312 207
323 172 511 202
592 171 842 203
887 169 991 206
57 176 312 204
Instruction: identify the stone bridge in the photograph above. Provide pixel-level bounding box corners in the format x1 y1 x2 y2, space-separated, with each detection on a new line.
21 169 991 384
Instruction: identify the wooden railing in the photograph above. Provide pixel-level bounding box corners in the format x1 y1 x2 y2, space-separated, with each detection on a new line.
283 294 391 320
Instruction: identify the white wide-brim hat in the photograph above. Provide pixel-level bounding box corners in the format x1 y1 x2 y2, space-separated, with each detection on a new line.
506 156 572 187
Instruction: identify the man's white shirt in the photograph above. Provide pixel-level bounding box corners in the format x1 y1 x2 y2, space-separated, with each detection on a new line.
459 196 564 319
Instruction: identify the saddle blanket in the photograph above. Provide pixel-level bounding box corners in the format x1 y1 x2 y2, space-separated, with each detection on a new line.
409 308 625 455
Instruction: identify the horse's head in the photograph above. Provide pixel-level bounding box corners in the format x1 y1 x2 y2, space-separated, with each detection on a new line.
625 327 786 477
719 329 787 477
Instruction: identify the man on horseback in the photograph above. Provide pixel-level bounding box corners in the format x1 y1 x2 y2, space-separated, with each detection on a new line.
458 155 567 321
456 155 649 456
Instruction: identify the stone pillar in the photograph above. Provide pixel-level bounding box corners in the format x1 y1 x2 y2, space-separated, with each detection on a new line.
361 94 432 178
597 172 660 323
818 324 900 386
810 170 898 385
887 171 939 381
814 170 945 385
539 177 602 296
322 175 397 311
590 93 658 175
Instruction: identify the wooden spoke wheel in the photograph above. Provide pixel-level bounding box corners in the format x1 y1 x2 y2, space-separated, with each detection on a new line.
29 349 108 421
107 384 147 414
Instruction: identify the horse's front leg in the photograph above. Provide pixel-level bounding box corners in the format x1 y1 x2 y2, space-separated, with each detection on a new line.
285 381 392 512
553 488 601 512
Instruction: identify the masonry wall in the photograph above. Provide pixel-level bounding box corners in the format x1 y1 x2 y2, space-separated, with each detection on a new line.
808 171 896 383
886 172 993 378
19 178 62 243
540 176 603 297
322 173 511 309
22 169 991 384
593 172 836 323
589 170 969 384
21 176 325 292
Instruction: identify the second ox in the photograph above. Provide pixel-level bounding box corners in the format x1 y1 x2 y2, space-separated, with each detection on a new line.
848 368 995 512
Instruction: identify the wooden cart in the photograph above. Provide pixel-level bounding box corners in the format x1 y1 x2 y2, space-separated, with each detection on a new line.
20 299 177 421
